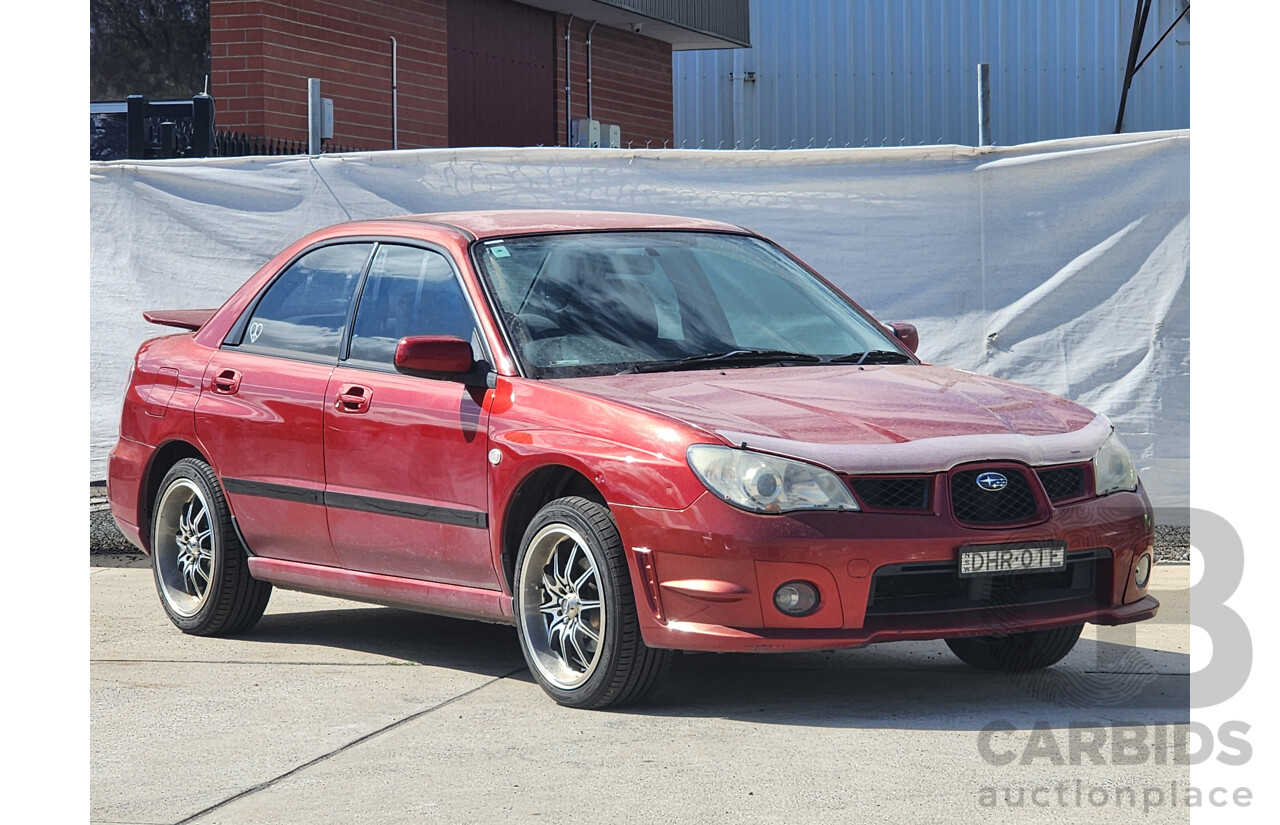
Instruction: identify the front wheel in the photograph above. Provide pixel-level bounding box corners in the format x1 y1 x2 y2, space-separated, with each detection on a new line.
514 497 670 709
945 623 1083 671
151 458 271 636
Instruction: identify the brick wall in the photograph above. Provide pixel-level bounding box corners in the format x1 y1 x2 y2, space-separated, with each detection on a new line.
555 16 673 148
211 1 673 150
211 0 448 150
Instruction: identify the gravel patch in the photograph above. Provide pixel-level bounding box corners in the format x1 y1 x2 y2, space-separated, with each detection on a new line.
90 484 136 553
1154 523 1190 563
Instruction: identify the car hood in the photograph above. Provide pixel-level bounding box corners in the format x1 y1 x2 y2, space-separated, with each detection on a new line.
549 365 1110 473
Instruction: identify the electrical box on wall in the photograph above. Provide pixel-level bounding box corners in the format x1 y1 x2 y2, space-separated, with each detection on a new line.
571 119 621 148
570 118 600 148
322 98 334 140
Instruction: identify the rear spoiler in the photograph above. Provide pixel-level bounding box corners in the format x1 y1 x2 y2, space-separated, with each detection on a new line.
143 309 217 331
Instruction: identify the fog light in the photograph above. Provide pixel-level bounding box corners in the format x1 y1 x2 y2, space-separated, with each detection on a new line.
1134 553 1153 589
774 581 820 616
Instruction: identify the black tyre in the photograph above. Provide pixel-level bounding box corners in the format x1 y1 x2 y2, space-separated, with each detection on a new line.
150 458 272 636
514 496 670 709
945 623 1083 671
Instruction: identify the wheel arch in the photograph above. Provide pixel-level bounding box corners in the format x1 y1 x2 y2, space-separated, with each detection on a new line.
499 464 606 593
139 440 211 553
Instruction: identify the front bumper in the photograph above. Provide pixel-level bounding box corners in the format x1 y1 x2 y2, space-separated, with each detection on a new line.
613 488 1158 653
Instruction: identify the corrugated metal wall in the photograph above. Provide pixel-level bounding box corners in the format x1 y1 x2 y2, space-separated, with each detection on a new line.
674 0 1189 148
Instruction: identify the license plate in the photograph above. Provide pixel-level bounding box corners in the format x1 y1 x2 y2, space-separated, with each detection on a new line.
958 541 1066 577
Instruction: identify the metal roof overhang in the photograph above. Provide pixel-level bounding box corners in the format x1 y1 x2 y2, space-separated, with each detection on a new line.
516 0 750 49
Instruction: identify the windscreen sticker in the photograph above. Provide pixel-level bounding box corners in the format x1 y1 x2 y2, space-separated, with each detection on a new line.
489 245 511 258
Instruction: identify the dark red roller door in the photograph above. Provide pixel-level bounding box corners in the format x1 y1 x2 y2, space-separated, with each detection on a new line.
449 0 556 147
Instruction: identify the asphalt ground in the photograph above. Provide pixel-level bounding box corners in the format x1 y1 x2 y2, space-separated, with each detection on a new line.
91 553 1190 825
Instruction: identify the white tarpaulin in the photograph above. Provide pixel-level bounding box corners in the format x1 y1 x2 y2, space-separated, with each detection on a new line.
90 130 1189 509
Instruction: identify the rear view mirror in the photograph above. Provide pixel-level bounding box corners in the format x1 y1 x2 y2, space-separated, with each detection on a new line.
394 335 475 376
887 322 919 354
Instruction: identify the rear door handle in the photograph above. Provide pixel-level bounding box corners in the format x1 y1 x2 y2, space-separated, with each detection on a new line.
212 368 241 395
335 384 373 414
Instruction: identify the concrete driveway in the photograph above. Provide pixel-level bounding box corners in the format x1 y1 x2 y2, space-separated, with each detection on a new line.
92 554 1189 824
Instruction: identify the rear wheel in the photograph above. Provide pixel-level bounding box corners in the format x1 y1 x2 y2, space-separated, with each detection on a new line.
151 458 271 636
945 623 1083 671
514 496 669 709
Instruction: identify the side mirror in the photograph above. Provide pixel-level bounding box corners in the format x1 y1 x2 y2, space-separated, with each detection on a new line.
394 335 475 377
887 322 919 354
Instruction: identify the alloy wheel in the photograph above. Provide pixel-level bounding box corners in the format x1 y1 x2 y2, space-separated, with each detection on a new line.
153 479 215 617
518 524 606 690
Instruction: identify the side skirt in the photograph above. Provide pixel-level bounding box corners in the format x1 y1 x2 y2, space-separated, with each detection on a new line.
246 557 515 625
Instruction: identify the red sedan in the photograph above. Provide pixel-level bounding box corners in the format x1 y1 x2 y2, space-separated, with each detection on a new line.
108 210 1158 708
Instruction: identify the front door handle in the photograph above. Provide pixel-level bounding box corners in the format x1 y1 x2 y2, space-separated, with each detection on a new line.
211 368 241 395
335 384 373 414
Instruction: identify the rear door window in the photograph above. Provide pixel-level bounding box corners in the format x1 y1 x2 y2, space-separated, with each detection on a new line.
236 243 374 360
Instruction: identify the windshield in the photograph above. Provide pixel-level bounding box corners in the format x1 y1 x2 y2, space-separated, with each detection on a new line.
473 231 912 378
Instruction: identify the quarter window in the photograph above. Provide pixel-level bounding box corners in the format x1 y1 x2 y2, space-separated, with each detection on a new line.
238 243 373 359
347 245 478 367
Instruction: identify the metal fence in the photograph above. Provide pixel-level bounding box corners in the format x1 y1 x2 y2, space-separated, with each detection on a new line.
91 106 362 161
214 131 362 157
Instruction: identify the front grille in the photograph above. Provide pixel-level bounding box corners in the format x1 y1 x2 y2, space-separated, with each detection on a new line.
848 476 931 511
950 467 1039 525
1037 465 1088 502
865 549 1108 615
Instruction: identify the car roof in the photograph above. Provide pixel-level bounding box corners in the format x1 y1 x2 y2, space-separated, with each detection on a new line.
382 209 749 240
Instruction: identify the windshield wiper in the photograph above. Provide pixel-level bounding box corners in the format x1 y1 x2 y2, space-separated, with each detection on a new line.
827 350 914 365
622 349 823 374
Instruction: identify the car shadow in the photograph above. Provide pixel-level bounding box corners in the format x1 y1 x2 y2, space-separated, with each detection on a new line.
248 605 531 681
642 638 1189 730
240 605 1188 729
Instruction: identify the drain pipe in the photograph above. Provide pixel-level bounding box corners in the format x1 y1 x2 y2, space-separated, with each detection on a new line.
564 15 575 144
389 36 399 150
586 21 598 121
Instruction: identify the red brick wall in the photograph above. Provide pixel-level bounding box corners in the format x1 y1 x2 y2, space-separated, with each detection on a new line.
211 1 674 150
211 0 448 150
555 16 673 148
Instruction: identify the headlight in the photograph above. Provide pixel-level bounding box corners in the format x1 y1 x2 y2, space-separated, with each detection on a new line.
1094 432 1139 496
687 445 859 513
